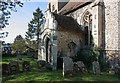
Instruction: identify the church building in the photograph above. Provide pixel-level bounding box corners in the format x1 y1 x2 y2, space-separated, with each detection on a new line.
38 0 120 70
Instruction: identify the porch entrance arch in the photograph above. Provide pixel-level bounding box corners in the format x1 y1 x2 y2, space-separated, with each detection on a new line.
45 37 52 64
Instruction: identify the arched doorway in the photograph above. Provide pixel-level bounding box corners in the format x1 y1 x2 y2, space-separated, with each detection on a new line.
46 38 52 64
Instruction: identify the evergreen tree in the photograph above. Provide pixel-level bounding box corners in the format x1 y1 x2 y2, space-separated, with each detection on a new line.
25 8 43 50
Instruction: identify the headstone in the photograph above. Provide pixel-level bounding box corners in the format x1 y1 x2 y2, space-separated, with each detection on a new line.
2 64 10 75
45 62 52 71
17 54 22 60
22 61 30 72
92 61 100 75
9 61 19 74
109 68 115 75
37 60 46 69
37 60 52 71
74 61 87 74
63 57 74 77
114 63 120 75
109 56 120 75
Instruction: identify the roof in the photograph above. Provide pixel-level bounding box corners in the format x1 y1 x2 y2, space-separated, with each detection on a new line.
58 0 93 15
52 13 84 33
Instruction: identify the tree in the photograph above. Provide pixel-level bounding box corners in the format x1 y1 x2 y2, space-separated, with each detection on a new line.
0 0 23 28
12 35 26 54
25 8 43 50
0 0 23 39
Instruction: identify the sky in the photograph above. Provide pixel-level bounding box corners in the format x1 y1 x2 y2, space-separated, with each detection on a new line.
2 2 48 43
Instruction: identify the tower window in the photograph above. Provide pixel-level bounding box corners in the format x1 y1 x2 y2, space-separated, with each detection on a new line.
52 5 55 11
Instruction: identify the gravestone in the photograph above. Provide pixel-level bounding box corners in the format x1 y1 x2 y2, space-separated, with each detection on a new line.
92 61 100 75
9 61 19 74
114 63 120 75
2 64 10 75
74 61 87 74
45 62 52 71
37 60 46 69
22 61 30 72
17 54 22 60
37 60 52 71
63 57 74 77
108 55 120 75
37 60 46 71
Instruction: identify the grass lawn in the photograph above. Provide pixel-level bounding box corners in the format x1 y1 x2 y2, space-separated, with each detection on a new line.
1 56 120 82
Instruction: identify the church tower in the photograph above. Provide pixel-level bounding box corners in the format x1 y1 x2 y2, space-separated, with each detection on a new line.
48 0 68 13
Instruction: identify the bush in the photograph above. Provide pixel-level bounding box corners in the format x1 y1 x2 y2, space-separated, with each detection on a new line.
72 46 99 69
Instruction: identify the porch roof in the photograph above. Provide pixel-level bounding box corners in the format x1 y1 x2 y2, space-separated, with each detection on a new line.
52 13 84 33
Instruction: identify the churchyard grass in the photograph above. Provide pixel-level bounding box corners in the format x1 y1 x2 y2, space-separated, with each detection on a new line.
2 56 120 82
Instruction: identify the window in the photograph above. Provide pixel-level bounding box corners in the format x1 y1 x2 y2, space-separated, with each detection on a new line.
48 3 51 11
85 26 88 45
52 5 55 11
94 15 96 19
68 42 76 52
82 11 92 46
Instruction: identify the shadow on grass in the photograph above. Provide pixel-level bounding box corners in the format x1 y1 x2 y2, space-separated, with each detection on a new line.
2 56 120 82
2 70 120 82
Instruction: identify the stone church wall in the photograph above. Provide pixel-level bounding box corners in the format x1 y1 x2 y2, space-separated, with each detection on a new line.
65 0 120 60
57 31 84 57
104 0 120 59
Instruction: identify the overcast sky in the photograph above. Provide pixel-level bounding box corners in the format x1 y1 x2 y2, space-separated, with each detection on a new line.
2 2 48 43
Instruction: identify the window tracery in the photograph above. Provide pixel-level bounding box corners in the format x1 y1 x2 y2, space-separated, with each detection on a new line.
82 11 92 46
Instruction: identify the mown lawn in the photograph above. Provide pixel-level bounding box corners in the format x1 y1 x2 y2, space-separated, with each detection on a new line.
1 56 120 82
2 70 120 82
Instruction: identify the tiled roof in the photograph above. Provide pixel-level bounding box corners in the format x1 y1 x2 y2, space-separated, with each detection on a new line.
58 0 93 15
52 13 84 33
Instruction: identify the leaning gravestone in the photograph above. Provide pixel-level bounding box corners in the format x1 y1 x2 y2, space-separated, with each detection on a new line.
63 57 74 77
92 61 100 75
74 61 87 74
22 61 30 72
9 61 19 74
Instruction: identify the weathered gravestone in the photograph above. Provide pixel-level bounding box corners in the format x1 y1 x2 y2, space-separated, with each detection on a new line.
22 61 30 72
9 61 19 74
92 61 100 75
17 54 22 60
37 60 52 71
2 64 10 75
37 60 46 71
109 58 116 75
114 63 120 75
109 56 120 75
37 60 46 69
73 61 87 75
63 57 74 77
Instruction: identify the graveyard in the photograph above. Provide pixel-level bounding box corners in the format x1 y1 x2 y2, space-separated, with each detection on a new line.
2 55 120 82
1 0 120 82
